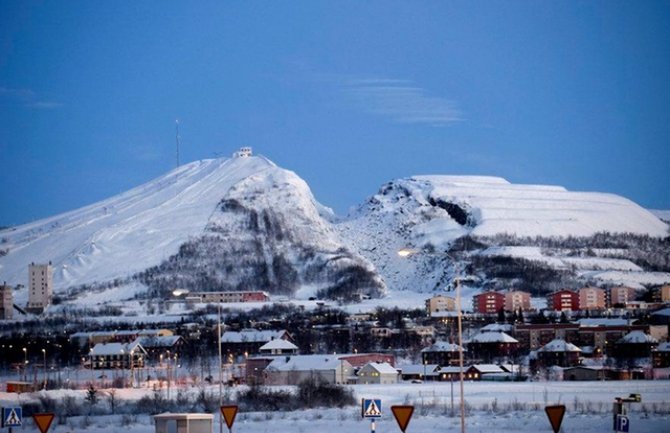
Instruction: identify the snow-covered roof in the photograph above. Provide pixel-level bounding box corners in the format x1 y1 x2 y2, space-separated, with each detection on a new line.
400 364 440 375
90 339 145 356
431 311 459 318
654 342 670 352
259 339 298 351
71 329 168 339
472 364 505 374
480 323 513 332
538 339 581 353
139 336 181 348
438 366 462 374
468 331 518 344
562 365 605 371
618 331 658 344
221 329 287 343
651 307 670 317
421 341 463 353
576 318 629 327
266 355 349 372
363 362 398 375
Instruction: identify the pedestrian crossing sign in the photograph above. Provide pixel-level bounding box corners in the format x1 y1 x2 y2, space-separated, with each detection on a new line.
361 399 382 418
2 407 22 427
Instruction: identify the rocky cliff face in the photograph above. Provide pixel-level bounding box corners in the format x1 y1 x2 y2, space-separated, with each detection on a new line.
137 163 385 301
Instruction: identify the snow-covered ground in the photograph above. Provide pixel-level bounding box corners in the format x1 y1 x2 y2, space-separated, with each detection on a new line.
1 381 668 432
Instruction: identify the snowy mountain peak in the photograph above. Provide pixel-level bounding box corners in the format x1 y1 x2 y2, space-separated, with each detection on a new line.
0 154 384 304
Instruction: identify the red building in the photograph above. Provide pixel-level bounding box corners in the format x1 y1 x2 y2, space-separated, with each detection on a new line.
472 291 505 314
546 290 579 311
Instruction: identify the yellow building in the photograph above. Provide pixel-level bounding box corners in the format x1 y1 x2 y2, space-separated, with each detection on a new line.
425 295 456 315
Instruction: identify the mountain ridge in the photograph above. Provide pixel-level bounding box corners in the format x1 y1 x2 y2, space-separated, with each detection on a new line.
1 154 668 307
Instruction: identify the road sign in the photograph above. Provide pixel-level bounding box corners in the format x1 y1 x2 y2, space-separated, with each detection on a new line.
2 407 22 427
544 405 566 433
220 405 238 430
616 415 630 433
391 405 414 433
362 399 382 418
32 413 55 433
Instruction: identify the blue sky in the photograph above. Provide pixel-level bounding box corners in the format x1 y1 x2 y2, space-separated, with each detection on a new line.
1 1 669 226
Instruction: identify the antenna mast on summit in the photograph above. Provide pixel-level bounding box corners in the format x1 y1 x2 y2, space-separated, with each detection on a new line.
175 119 181 167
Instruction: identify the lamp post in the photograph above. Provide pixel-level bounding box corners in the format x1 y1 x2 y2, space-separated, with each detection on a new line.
398 248 466 433
41 349 47 390
22 348 27 382
218 301 223 433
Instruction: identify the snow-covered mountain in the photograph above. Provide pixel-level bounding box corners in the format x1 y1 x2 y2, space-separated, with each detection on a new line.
1 157 668 308
336 176 669 293
0 154 384 305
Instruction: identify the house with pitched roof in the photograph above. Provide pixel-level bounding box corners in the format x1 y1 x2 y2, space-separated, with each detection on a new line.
357 362 399 384
88 339 147 369
536 339 581 367
263 354 354 385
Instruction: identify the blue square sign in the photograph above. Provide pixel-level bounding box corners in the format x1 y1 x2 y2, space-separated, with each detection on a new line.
616 415 629 433
2 407 22 427
362 399 382 418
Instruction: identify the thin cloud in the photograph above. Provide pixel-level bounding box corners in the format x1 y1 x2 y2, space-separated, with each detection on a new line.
25 101 63 109
337 76 463 126
0 86 62 109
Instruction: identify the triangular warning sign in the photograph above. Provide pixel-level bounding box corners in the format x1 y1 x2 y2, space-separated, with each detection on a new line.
391 405 414 433
220 405 238 429
544 405 566 433
33 413 55 433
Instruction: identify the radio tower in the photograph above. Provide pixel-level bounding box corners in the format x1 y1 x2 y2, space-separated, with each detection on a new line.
175 119 181 168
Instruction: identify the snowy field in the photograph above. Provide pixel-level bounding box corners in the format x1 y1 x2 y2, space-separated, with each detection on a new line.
1 380 669 432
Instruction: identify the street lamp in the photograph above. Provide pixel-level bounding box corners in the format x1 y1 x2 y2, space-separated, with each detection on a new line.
398 248 466 433
41 349 47 390
22 347 27 381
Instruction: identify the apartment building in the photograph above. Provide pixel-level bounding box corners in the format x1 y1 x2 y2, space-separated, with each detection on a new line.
27 262 53 313
546 290 579 312
0 282 13 320
578 286 606 310
426 294 456 315
609 286 636 307
504 290 532 312
472 291 505 314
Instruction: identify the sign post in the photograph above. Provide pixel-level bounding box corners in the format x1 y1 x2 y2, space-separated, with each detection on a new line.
220 405 238 433
544 405 566 433
361 399 382 433
390 405 414 433
613 394 640 432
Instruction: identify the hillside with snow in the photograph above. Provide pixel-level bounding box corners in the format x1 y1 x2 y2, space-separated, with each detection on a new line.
1 156 668 309
0 154 384 305
336 176 669 294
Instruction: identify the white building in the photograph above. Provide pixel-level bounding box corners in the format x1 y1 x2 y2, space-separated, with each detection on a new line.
357 362 399 385
263 354 354 385
28 262 53 313
233 147 253 158
89 339 147 369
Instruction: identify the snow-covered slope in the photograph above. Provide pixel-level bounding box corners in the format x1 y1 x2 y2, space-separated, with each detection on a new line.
0 155 384 304
336 176 669 293
651 209 670 224
1 163 667 307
